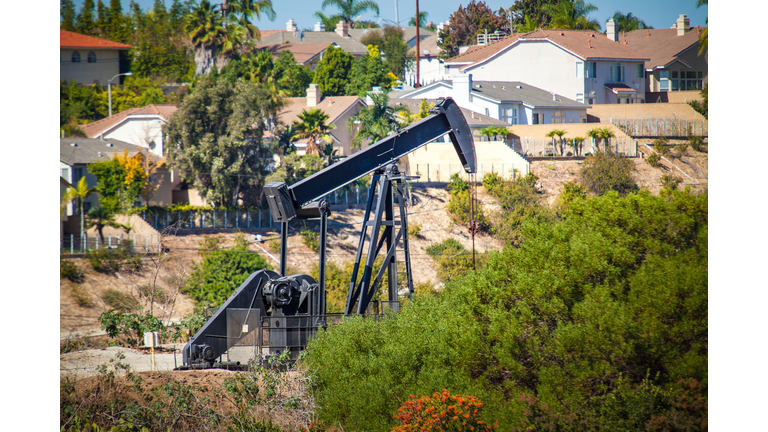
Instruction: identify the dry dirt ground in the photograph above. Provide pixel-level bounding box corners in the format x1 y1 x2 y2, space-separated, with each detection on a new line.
61 147 707 381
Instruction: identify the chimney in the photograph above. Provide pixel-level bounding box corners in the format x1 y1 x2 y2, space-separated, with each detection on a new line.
307 83 321 107
452 73 473 107
606 18 618 42
314 22 325 32
336 20 349 38
286 19 297 32
676 14 690 36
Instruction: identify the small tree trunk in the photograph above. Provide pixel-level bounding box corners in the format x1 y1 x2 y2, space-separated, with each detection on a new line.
195 46 218 76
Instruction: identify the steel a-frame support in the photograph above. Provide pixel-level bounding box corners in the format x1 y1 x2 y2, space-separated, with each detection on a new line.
344 163 415 315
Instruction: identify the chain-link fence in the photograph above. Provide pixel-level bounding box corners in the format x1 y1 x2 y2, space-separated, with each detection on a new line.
519 137 637 158
608 117 707 137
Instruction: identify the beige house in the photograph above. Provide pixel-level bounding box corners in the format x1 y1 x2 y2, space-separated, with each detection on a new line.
621 15 707 94
276 84 366 157
60 30 131 86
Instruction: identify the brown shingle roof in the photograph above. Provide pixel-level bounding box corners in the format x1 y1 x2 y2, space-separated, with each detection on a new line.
620 27 705 69
60 29 132 49
255 42 332 64
278 96 363 127
446 29 648 68
408 34 441 56
81 105 177 138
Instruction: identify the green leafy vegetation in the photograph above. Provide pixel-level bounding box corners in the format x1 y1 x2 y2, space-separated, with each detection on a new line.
484 172 553 247
646 152 662 168
313 45 356 96
182 234 271 307
689 84 708 119
301 228 321 252
69 285 94 308
446 174 491 233
579 151 639 196
425 239 485 282
61 258 84 282
101 288 140 312
303 189 707 431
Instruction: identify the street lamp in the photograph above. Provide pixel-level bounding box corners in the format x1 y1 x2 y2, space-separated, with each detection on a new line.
108 72 132 117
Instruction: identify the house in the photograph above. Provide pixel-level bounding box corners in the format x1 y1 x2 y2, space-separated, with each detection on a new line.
80 104 177 158
254 42 333 70
60 177 73 242
396 75 589 125
60 138 172 216
277 84 366 157
60 29 132 86
404 34 449 87
347 26 436 49
443 29 649 105
258 20 368 58
619 14 707 95
388 96 530 180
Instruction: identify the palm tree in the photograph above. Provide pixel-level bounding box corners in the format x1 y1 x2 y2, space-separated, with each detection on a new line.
320 0 380 27
546 129 567 155
185 0 226 75
220 22 248 57
61 177 97 249
572 137 584 156
611 11 650 33
697 0 708 55
293 108 335 155
586 128 601 153
226 0 276 40
409 11 428 28
542 0 600 31
85 206 123 245
518 14 540 33
348 92 398 149
314 11 343 31
480 126 510 143
600 127 616 152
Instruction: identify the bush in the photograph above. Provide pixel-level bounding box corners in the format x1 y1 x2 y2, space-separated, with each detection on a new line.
579 151 639 196
675 143 688 158
61 258 83 282
446 190 491 233
447 173 468 194
481 171 503 193
408 222 422 238
558 181 587 208
688 135 705 152
425 239 484 282
86 249 122 273
301 228 320 252
102 289 140 312
661 175 683 190
485 173 552 246
646 152 662 168
652 137 670 156
391 389 497 431
70 285 93 308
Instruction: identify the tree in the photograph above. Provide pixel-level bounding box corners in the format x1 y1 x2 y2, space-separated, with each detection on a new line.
359 26 410 79
689 84 707 119
185 0 226 75
517 13 541 32
273 51 314 97
345 45 392 97
586 126 614 153
611 11 651 33
226 0 276 39
77 0 97 34
85 206 124 244
480 125 510 142
314 11 343 31
320 0 380 27
579 151 638 196
61 0 77 31
292 108 335 156
88 150 149 213
313 45 356 96
408 11 428 27
265 153 326 186
542 0 600 31
61 177 98 247
164 75 285 206
348 92 398 149
697 0 708 54
512 0 558 27
438 1 508 59
545 128 566 155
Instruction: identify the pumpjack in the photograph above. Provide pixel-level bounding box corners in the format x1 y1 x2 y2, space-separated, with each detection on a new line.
181 97 476 369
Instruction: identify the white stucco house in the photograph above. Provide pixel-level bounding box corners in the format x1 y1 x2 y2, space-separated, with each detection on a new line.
80 104 177 158
443 28 649 105
396 74 589 125
60 29 132 86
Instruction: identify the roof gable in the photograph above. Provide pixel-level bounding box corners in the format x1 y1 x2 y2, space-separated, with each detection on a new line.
60 138 146 165
621 27 705 69
80 105 177 138
255 42 333 64
258 31 367 54
278 96 364 127
60 29 132 49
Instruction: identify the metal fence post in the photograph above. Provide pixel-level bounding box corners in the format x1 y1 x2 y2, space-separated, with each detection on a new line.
70 233 74 253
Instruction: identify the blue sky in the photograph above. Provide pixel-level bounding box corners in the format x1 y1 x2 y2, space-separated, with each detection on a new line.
79 0 708 33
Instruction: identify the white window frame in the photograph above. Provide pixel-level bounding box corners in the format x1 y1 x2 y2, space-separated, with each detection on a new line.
576 61 584 78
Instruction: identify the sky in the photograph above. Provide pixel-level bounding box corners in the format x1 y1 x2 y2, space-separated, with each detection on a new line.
83 0 708 33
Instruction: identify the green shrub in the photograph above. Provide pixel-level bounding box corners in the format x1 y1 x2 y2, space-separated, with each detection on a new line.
60 259 83 282
646 152 662 168
688 135 705 152
447 173 468 194
300 228 320 252
446 190 491 233
661 174 683 190
425 239 484 282
675 143 689 157
408 222 422 238
652 137 670 156
485 172 552 246
579 151 639 196
86 249 122 273
559 181 587 208
481 171 503 193
102 289 139 312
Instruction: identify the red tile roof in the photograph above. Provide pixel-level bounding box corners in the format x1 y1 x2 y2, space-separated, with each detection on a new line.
60 29 132 49
81 105 177 138
620 27 705 69
255 42 333 64
446 29 648 69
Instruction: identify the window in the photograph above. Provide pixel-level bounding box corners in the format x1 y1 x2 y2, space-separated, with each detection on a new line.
501 107 517 125
71 51 81 63
576 93 584 103
61 168 69 181
576 61 584 78
637 64 643 78
610 62 624 82
73 167 83 185
87 51 97 63
659 71 669 91
587 98 595 105
586 62 597 78
532 113 541 125
552 111 565 124
484 108 489 117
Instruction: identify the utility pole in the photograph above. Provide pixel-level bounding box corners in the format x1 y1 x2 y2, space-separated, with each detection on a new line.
394 0 399 27
415 0 420 88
